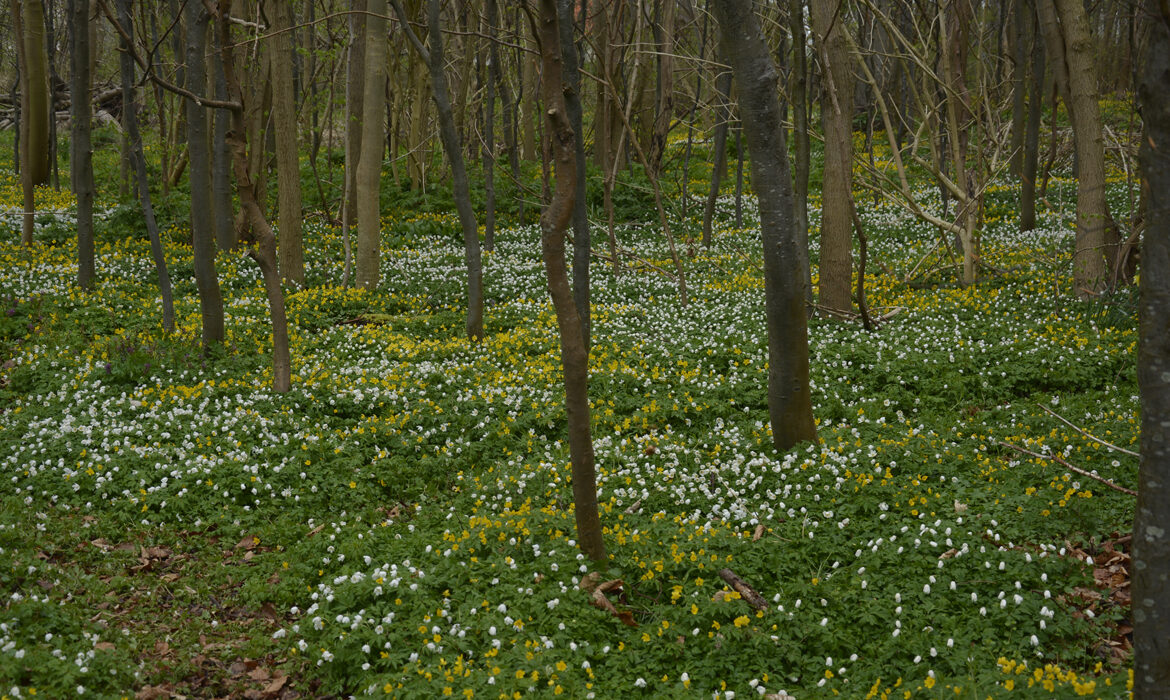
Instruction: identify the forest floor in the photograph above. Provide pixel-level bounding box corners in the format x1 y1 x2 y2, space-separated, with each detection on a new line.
0 148 1143 698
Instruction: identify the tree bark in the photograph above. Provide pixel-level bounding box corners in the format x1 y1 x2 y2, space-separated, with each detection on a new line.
17 0 50 187
211 21 236 251
267 0 305 288
356 0 387 291
1134 2 1170 692
186 0 225 349
117 0 174 333
711 0 818 451
69 0 95 290
701 66 732 247
344 0 367 226
481 0 498 252
536 0 606 564
810 0 854 315
1020 10 1045 232
789 0 812 305
217 1 291 394
558 0 590 348
1008 0 1027 178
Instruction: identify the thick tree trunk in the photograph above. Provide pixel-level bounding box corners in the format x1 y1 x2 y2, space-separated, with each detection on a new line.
356 0 387 290
1009 0 1027 178
185 0 225 348
536 0 606 564
702 67 732 247
117 0 174 333
69 0 95 289
1134 3 1170 692
810 0 854 315
558 0 590 348
711 0 818 451
211 22 236 251
482 0 498 252
267 0 304 288
17 0 49 187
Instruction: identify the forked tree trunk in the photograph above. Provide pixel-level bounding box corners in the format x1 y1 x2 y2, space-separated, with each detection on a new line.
810 0 854 314
69 0 95 289
356 0 387 290
217 2 291 394
267 0 304 288
711 0 818 451
185 0 225 348
117 0 174 333
536 0 606 564
1134 2 1170 692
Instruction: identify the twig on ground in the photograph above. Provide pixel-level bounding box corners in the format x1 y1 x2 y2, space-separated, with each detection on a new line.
1036 404 1140 457
996 441 1137 497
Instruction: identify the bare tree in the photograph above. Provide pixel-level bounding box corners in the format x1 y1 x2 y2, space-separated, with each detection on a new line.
69 0 95 289
356 0 387 291
536 0 606 563
711 0 818 451
266 0 305 288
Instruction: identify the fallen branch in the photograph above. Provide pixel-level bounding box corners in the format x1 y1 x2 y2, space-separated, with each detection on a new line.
1036 404 1140 458
718 568 769 611
996 441 1137 497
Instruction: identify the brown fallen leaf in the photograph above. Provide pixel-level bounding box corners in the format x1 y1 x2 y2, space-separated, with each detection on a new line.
939 548 958 560
752 524 766 541
36 579 53 591
263 675 288 694
237 535 259 550
154 640 171 656
305 523 325 538
160 573 181 583
248 667 271 681
135 685 171 700
578 572 603 592
95 641 116 651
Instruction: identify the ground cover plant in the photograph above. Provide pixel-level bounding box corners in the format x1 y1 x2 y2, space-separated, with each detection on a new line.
0 127 1143 699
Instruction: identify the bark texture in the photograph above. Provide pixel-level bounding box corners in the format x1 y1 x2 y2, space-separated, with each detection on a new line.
267 0 305 287
356 0 387 290
809 0 854 314
537 0 606 563
1134 2 1170 691
711 0 818 451
69 0 95 289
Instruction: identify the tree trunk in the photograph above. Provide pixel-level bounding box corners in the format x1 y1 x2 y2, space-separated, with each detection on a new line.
647 0 676 175
702 66 732 247
1020 10 1045 232
344 0 366 226
711 0 818 451
482 0 498 252
211 21 236 251
217 2 291 394
185 0 225 349
18 0 49 187
1009 0 1027 178
1052 0 1115 295
117 0 174 333
69 0 95 289
558 0 590 348
536 0 606 564
1135 4 1170 693
267 0 304 288
810 0 854 314
789 0 812 306
356 0 388 290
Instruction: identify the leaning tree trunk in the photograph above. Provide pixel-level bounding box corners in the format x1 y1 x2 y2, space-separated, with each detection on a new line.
711 0 818 451
117 0 174 333
69 0 95 289
267 0 305 288
1134 2 1170 692
355 0 387 290
185 0 225 348
536 0 606 564
810 0 855 315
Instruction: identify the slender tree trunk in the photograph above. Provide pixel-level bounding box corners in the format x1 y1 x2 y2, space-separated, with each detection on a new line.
210 22 236 250
344 0 366 226
1134 3 1170 693
558 0 590 348
789 0 812 305
810 0 854 314
536 0 606 564
117 0 174 332
1021 11 1045 232
69 0 95 289
702 66 732 247
267 0 304 288
482 0 498 252
356 0 387 290
185 0 225 348
217 3 291 394
711 0 818 451
647 0 676 175
1009 0 1027 178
